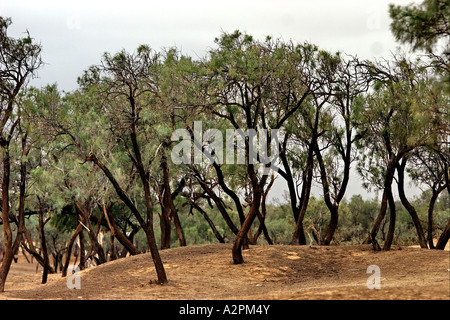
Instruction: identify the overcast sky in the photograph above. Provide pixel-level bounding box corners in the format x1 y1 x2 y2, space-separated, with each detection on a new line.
1 0 423 202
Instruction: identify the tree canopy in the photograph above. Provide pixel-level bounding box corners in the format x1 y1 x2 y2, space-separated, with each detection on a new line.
1 0 449 290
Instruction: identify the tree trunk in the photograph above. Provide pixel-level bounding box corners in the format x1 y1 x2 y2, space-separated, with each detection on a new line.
290 139 315 245
101 203 140 256
427 184 447 249
159 205 172 249
0 148 13 293
383 161 397 251
253 210 273 245
232 187 263 264
109 234 116 261
0 147 25 292
162 149 186 247
79 228 86 270
279 141 301 222
435 219 450 250
0 138 29 292
427 194 437 249
364 190 388 244
322 206 339 245
129 97 167 283
142 181 168 284
397 158 427 248
62 223 83 277
211 162 247 232
191 202 225 243
192 166 240 235
37 204 50 284
252 175 274 245
314 142 339 245
85 152 167 283
72 198 107 264
290 169 313 245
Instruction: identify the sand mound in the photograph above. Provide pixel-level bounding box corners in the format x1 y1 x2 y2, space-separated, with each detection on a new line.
1 243 449 300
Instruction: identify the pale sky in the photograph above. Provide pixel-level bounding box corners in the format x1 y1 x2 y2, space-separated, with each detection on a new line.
1 0 423 202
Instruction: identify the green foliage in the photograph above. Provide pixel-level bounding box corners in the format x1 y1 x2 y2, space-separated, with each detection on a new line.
1 16 448 270
389 0 450 53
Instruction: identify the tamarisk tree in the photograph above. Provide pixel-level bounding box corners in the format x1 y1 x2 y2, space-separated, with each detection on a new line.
0 17 42 292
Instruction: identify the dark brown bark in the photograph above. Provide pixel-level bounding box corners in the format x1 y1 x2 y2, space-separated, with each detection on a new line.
397 158 427 248
383 160 397 251
279 138 301 222
212 162 247 228
109 233 116 261
37 200 50 284
159 204 171 249
436 218 450 250
253 210 273 245
68 191 107 265
290 146 314 245
314 141 339 245
61 223 83 277
252 177 274 245
427 184 447 249
79 226 86 270
86 152 167 283
0 147 12 292
128 95 167 283
0 21 41 292
232 186 263 264
191 166 240 235
101 203 140 256
0 133 29 291
160 148 186 247
191 202 225 243
363 190 388 244
20 226 52 272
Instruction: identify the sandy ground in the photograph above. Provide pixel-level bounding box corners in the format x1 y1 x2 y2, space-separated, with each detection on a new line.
0 243 448 300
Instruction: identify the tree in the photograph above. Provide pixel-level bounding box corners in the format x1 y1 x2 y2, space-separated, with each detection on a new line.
269 42 320 246
77 46 169 283
409 147 449 248
312 56 369 245
390 0 450 250
0 16 42 292
389 0 450 54
356 55 444 250
204 32 317 263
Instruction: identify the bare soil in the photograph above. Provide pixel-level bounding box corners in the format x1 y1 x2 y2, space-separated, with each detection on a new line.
0 243 449 300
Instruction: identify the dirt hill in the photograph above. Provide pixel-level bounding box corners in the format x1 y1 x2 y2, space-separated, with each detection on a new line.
1 243 449 300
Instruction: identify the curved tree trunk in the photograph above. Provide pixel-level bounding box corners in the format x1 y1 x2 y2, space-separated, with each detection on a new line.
232 187 263 264
61 223 83 277
397 158 427 248
322 206 339 245
383 161 397 251
363 190 388 244
101 203 140 256
161 148 186 247
191 202 225 243
426 184 446 249
436 218 450 250
191 165 240 236
0 148 13 293
290 166 313 245
37 201 51 284
86 152 167 284
159 203 172 250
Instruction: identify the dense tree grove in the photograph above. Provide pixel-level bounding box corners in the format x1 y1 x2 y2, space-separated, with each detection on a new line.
1 0 449 288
